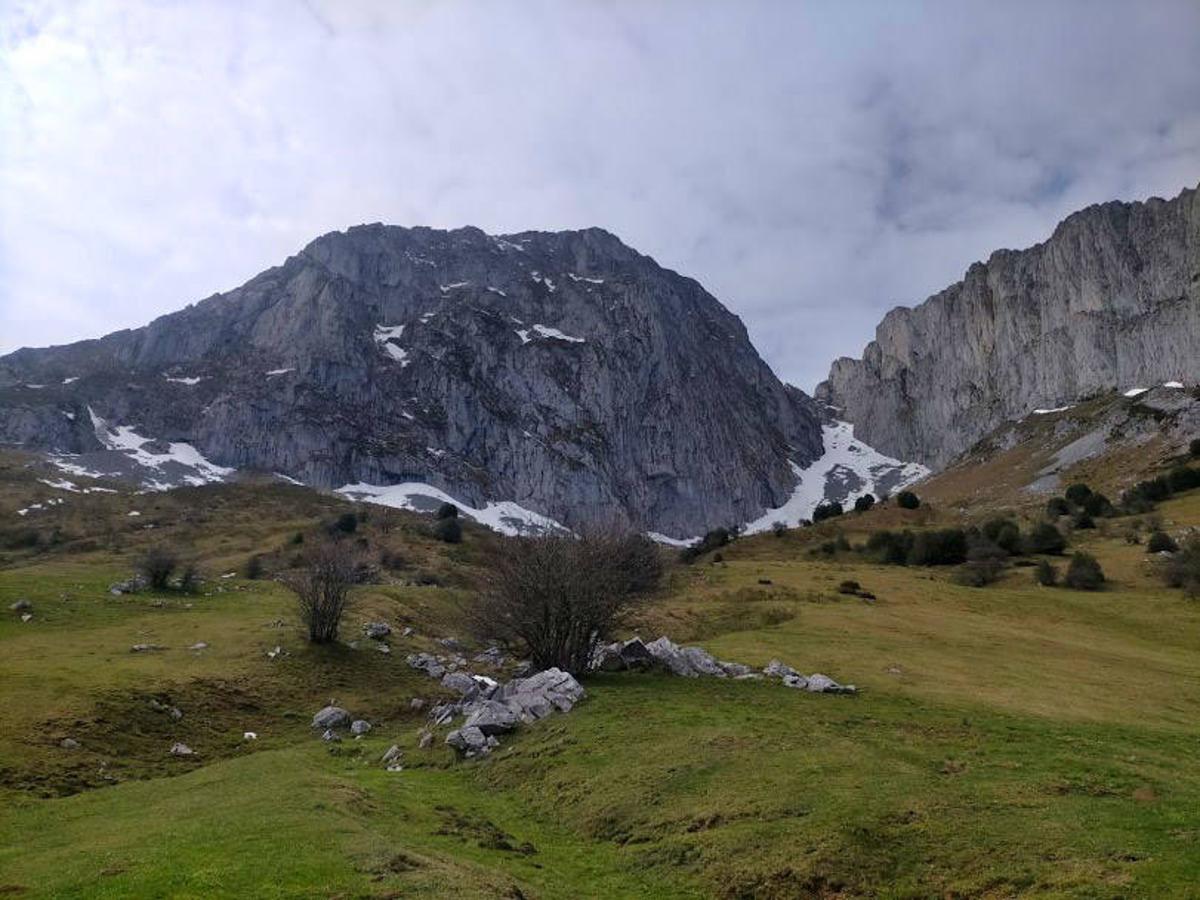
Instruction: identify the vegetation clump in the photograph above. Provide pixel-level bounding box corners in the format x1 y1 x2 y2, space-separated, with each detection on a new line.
436 502 459 519
434 516 463 544
812 501 843 523
1064 552 1105 591
137 545 180 591
283 543 358 643
896 490 921 510
853 494 875 513
1024 522 1067 555
681 527 734 563
1147 531 1178 554
476 530 662 673
1162 535 1200 599
1033 559 1058 586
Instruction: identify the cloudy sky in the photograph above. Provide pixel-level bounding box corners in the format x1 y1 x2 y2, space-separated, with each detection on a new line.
2 0 1198 390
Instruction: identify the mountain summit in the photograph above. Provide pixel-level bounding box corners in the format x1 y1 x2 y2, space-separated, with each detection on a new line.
0 225 829 536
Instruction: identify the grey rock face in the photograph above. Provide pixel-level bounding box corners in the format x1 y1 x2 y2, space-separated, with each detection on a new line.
0 225 823 536
817 184 1200 468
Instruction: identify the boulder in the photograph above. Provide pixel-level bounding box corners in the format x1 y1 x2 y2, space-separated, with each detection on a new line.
644 636 726 677
312 706 352 729
595 637 658 672
464 700 519 736
806 673 857 695
418 728 434 749
719 661 754 678
381 744 403 766
429 702 457 726
321 729 341 742
473 646 506 666
409 698 426 711
350 719 372 736
363 622 391 640
60 737 81 750
441 671 478 697
496 668 585 722
188 641 209 651
169 742 194 756
130 643 164 653
10 599 31 612
446 725 496 757
782 673 810 690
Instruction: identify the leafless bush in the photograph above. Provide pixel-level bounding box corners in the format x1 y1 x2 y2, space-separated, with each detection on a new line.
137 545 179 590
282 543 358 643
471 529 663 673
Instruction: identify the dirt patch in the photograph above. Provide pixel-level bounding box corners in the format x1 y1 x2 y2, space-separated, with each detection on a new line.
433 805 537 855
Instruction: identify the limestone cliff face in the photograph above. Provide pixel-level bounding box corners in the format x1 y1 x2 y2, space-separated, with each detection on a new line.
0 225 822 535
816 184 1200 468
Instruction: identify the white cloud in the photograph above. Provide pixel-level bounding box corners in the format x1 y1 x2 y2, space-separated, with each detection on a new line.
2 0 1198 389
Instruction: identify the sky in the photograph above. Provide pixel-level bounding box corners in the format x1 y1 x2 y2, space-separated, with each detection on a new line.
2 1 1199 391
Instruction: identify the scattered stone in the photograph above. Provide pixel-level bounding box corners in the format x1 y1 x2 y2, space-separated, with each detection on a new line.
595 637 657 672
493 668 585 723
10 599 32 612
406 652 446 680
312 706 352 730
350 719 372 736
781 673 810 690
130 643 164 653
109 574 149 595
805 673 856 694
418 728 434 749
381 744 403 766
402 626 414 637
363 622 391 640
243 731 258 741
188 641 209 651
439 637 466 651
60 738 81 750
409 698 426 712
429 702 457 726
20 613 33 623
472 645 507 666
266 645 285 660
764 659 799 679
441 671 478 697
169 742 194 756
321 729 341 742
377 644 391 654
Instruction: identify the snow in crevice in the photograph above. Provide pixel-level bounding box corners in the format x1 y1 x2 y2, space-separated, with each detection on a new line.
374 324 410 365
742 421 929 534
1163 381 1185 389
165 375 204 385
1123 387 1150 397
531 324 585 343
337 482 564 536
1032 404 1074 415
487 286 507 297
567 273 604 284
647 531 701 548
530 272 556 292
438 281 471 293
265 368 294 377
62 376 79 385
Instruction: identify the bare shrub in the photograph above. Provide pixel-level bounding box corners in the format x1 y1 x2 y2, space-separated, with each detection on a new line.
472 529 663 673
282 543 358 643
137 545 179 590
1163 535 1200 599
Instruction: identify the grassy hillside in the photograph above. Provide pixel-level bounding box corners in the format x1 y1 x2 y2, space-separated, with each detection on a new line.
2 448 1199 897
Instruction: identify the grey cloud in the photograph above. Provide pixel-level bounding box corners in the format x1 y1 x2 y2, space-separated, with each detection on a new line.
1 0 1198 390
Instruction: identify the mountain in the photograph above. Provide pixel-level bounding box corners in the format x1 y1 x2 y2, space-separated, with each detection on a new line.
816 183 1199 469
0 225 829 538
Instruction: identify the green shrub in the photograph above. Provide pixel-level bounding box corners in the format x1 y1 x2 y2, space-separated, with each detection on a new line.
812 501 844 523
1072 512 1095 530
433 517 462 544
1064 552 1105 590
982 518 1022 555
1147 531 1178 553
866 529 913 565
907 529 968 566
1080 492 1113 517
953 537 1007 587
1163 535 1200 598
137 545 179 591
436 502 459 520
1065 483 1093 506
853 494 876 513
1033 559 1058 586
329 512 358 535
681 528 732 563
1024 522 1066 555
837 579 861 595
1167 466 1200 494
896 490 921 510
1046 497 1071 517
244 554 265 580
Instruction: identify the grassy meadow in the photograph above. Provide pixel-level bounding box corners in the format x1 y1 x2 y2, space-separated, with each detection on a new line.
1 450 1199 898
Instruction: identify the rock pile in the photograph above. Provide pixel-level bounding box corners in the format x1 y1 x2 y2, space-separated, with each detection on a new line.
595 636 856 694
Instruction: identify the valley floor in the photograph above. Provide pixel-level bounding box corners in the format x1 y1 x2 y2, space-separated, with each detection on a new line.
2 476 1199 898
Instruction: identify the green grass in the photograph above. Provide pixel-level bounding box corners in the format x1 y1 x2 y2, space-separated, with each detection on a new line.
3 472 1200 897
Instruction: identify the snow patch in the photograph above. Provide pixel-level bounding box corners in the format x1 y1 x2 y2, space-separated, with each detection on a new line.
647 531 701 548
62 377 78 385
337 482 564 537
265 368 294 377
742 421 929 533
39 478 79 492
165 376 203 385
1123 387 1149 397
567 273 605 284
530 272 556 292
515 329 531 344
439 281 471 293
1164 381 1184 389
487 286 507 297
1032 405 1074 415
531 324 585 343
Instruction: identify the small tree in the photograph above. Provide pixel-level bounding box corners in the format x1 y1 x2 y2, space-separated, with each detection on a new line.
812 501 844 523
896 490 921 510
473 530 663 673
853 494 876 513
436 502 459 520
1064 483 1092 506
137 545 179 591
433 517 463 544
1163 535 1200 598
1033 559 1058 586
1064 552 1105 591
1024 522 1066 555
1147 531 1178 554
284 543 357 643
